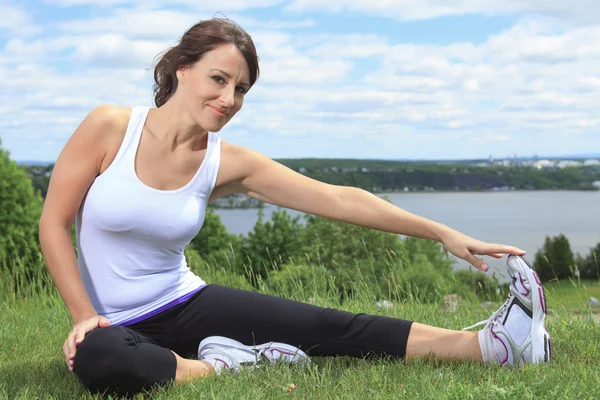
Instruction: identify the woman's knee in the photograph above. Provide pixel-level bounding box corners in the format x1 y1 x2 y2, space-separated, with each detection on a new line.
73 326 131 392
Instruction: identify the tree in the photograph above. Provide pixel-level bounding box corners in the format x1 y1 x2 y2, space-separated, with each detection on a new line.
297 213 406 297
239 208 304 280
0 138 43 263
453 269 501 301
23 164 54 198
578 240 600 280
188 207 241 269
404 236 455 277
534 234 576 282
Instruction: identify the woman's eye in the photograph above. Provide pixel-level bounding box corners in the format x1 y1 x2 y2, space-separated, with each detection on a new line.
212 75 246 94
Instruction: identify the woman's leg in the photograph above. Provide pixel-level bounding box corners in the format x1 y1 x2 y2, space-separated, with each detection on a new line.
172 352 214 381
73 325 188 396
167 285 481 363
70 291 481 396
161 285 485 382
181 255 551 369
406 323 482 362
73 255 548 392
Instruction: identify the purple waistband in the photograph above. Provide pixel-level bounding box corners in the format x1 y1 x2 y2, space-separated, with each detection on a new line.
117 284 206 327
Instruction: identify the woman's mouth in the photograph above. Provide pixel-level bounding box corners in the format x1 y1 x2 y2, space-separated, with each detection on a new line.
208 105 228 117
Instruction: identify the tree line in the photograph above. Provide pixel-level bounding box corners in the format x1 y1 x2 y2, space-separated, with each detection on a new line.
22 159 600 201
276 158 600 192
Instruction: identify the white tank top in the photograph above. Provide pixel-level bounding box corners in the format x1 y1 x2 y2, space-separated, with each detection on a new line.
75 106 221 325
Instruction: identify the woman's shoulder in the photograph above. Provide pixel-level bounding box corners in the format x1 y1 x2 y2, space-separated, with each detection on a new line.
83 105 134 174
85 104 132 133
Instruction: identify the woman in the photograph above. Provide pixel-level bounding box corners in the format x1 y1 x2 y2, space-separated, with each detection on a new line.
39 18 551 397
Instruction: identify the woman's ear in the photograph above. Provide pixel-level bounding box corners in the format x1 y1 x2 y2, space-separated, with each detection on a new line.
176 67 186 85
176 58 191 84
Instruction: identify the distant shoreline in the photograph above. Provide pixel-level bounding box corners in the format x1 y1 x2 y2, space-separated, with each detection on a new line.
16 153 600 166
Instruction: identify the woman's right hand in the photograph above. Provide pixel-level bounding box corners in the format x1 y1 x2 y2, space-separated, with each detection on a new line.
63 315 111 372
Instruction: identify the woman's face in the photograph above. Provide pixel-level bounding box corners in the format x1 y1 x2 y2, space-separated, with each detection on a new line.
177 43 251 132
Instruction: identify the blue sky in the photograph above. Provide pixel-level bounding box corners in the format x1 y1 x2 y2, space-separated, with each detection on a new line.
1 0 599 162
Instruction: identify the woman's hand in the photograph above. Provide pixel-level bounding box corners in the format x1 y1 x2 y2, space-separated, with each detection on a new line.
63 315 110 372
439 228 526 271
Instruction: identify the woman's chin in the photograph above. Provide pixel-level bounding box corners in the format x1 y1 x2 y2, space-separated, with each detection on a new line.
207 124 225 133
198 118 226 133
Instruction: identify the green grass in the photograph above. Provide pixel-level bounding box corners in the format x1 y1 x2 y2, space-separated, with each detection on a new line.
544 280 600 311
1 288 599 400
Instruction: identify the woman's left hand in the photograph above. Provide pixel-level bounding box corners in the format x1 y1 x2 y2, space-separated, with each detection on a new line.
439 228 526 272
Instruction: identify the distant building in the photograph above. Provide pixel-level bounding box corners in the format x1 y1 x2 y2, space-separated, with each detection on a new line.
584 159 600 166
557 160 583 168
534 160 555 169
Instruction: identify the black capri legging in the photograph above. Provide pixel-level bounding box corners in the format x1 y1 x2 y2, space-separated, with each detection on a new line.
73 284 414 396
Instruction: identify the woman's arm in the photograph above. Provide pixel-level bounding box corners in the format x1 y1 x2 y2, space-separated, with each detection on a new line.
220 142 525 270
39 105 120 324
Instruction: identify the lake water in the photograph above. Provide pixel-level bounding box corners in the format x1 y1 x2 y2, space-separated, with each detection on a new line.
215 191 600 281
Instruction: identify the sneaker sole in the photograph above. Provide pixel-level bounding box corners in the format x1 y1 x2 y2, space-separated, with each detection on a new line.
199 336 310 366
511 255 552 363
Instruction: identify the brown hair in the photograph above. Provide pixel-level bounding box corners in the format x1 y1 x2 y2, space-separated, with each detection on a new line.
153 18 259 107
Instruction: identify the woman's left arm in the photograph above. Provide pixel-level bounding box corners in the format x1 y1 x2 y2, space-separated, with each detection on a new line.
228 144 526 271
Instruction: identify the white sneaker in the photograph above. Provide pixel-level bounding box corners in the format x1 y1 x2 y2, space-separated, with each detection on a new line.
198 336 310 374
463 255 552 366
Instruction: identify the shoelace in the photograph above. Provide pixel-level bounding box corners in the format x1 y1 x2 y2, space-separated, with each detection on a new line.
256 344 307 365
462 293 513 331
201 348 245 371
200 346 263 368
256 343 274 362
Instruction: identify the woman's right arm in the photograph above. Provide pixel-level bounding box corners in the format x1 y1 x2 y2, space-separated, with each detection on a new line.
39 105 121 368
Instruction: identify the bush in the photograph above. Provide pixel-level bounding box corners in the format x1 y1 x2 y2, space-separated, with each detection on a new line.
239 208 304 280
578 240 600 280
185 248 253 291
189 207 241 270
0 139 43 264
453 269 501 302
186 205 485 304
403 236 455 277
298 214 405 289
266 263 337 300
391 254 458 303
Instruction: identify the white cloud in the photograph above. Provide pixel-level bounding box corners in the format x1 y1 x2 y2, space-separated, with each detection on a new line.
71 35 171 68
259 58 353 84
300 34 390 59
0 2 41 36
58 10 201 40
45 0 284 10
285 0 600 24
2 36 74 62
2 2 600 161
58 9 315 41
